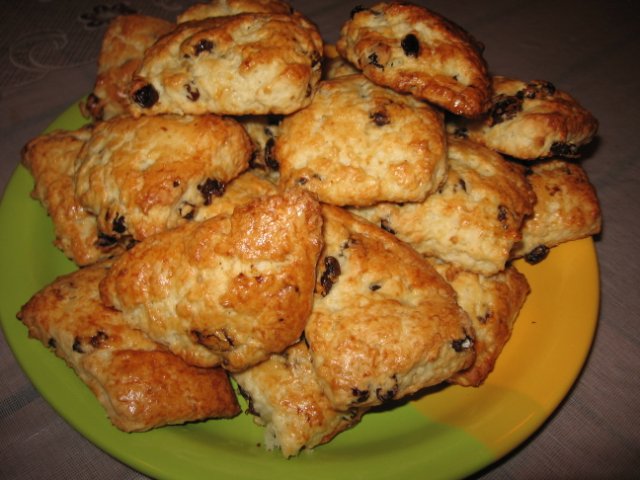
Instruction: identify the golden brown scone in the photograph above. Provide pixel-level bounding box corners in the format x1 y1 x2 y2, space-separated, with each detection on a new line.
177 0 293 22
305 205 475 410
83 14 174 121
233 342 365 458
449 76 598 159
511 159 602 263
322 44 359 80
100 190 323 371
276 74 447 206
353 135 535 275
128 13 323 116
337 2 490 118
235 115 282 183
428 259 530 387
21 127 125 266
17 263 240 432
74 114 252 244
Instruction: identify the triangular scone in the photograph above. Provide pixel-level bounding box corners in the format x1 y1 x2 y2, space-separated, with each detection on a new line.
233 342 365 458
17 263 240 432
276 74 447 206
511 159 602 263
305 205 475 411
353 135 535 275
100 190 323 371
21 127 124 266
337 2 491 118
449 76 598 159
83 14 174 121
428 259 530 387
128 13 323 117
177 0 294 23
74 114 252 244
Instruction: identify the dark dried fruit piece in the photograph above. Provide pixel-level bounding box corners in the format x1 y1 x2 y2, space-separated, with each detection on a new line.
517 80 556 100
185 83 200 101
112 214 126 234
524 244 550 264
380 219 396 235
351 387 370 403
550 141 580 158
194 39 214 55
375 382 398 402
452 335 474 352
489 94 523 126
497 204 509 227
401 33 420 57
370 110 390 126
264 137 279 171
368 52 384 69
132 84 159 108
48 338 57 349
96 232 117 248
90 330 109 348
319 256 341 296
72 337 84 353
197 178 225 205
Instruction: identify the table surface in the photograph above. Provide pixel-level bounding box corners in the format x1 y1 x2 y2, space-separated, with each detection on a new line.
1 1 639 479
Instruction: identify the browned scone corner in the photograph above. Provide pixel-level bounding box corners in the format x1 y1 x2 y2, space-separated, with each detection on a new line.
17 262 240 433
337 2 491 118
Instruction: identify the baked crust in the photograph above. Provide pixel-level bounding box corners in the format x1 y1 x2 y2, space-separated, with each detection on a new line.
177 0 294 23
128 13 323 116
83 14 174 121
337 2 490 117
353 135 535 275
449 76 599 159
305 205 475 410
99 189 323 371
74 114 252 243
17 263 240 432
276 74 447 206
322 44 359 80
511 159 602 261
233 342 364 457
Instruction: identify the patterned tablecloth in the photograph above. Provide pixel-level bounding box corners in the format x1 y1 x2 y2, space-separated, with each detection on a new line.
1 1 639 479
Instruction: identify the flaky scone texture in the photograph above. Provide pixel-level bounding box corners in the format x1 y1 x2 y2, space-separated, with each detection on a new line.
353 136 535 275
429 259 530 387
21 127 124 266
305 205 474 410
177 0 294 23
74 114 252 243
18 263 240 432
450 76 598 159
233 342 364 458
511 159 601 261
100 190 323 371
337 2 490 118
83 14 174 121
276 74 447 206
128 13 323 116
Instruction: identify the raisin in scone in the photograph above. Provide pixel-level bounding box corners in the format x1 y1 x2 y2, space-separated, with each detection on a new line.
18 263 240 432
511 159 602 263
305 205 475 411
74 114 252 244
234 342 365 458
353 135 535 275
83 14 174 121
128 13 323 116
276 74 447 206
236 115 282 183
177 0 293 23
428 259 530 387
337 2 490 118
449 76 598 159
100 190 323 371
21 127 126 266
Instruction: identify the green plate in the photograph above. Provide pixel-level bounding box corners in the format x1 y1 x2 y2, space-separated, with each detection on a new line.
0 102 600 480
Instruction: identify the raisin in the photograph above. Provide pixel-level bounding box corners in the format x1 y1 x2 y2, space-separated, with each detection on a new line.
112 214 126 234
497 204 509 225
197 178 225 205
376 382 398 402
96 232 117 247
132 84 159 108
452 335 474 352
85 93 103 120
550 141 579 158
72 337 84 353
319 256 341 296
517 80 556 99
458 179 467 192
368 52 384 69
264 137 279 171
352 387 370 403
90 331 109 348
369 283 381 291
401 33 420 57
296 177 308 185
453 127 468 138
185 84 200 101
524 244 550 264
48 338 57 349
380 219 396 235
194 39 214 55
489 94 522 126
370 110 390 126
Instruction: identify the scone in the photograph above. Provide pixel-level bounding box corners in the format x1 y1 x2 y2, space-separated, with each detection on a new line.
83 14 174 121
74 114 252 243
177 0 294 23
511 159 602 263
449 76 598 159
322 44 359 80
21 127 124 266
128 13 323 116
428 259 530 387
100 190 323 371
337 2 491 118
276 74 447 206
353 135 535 275
305 205 475 410
17 262 240 432
233 342 365 457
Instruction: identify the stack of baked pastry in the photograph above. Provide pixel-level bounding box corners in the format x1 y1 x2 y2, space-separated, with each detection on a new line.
18 0 601 458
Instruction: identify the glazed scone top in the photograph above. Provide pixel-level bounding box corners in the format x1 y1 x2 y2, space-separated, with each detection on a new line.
337 2 490 118
177 0 294 22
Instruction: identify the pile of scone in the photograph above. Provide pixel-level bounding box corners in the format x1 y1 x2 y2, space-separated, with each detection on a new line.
17 0 602 458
